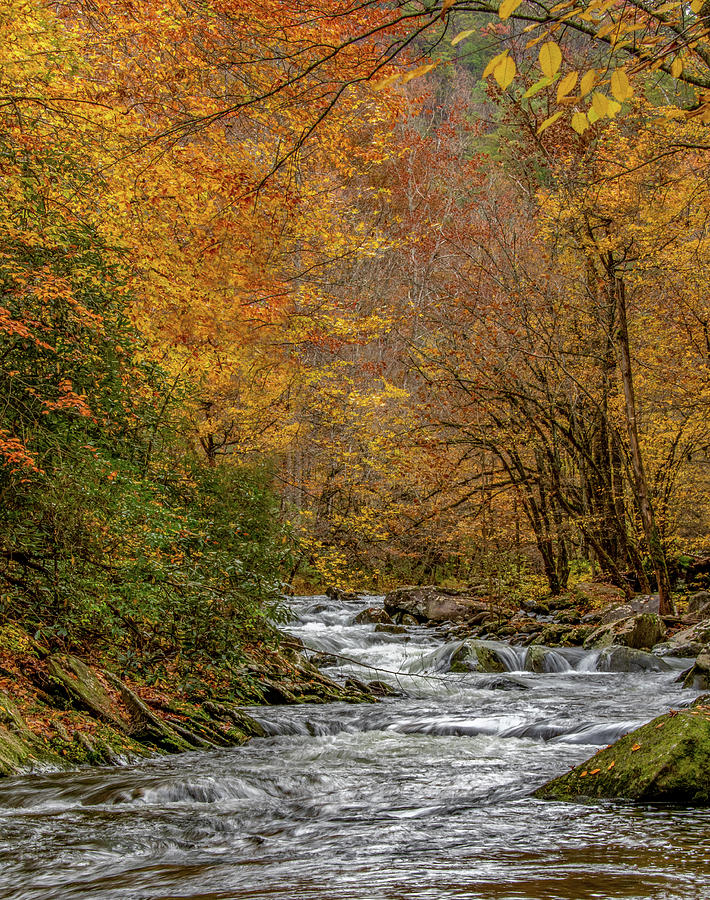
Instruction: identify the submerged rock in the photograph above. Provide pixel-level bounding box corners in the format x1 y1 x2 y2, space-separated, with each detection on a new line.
534 704 710 804
384 585 487 624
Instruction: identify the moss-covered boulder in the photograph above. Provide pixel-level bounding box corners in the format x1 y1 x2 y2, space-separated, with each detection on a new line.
534 704 710 804
524 645 573 673
0 725 37 776
450 640 507 673
0 690 63 775
47 655 130 730
584 613 666 651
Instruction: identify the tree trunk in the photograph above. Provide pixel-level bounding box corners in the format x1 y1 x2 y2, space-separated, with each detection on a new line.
612 274 674 615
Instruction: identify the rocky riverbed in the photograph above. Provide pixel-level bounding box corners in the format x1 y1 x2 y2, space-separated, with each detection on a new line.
0 590 708 899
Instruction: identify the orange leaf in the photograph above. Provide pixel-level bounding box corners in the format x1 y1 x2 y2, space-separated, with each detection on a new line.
631 743 641 751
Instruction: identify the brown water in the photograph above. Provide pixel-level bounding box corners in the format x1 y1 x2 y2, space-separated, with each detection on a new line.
0 593 707 900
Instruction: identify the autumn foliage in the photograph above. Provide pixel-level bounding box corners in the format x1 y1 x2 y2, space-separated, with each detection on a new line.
1 0 709 657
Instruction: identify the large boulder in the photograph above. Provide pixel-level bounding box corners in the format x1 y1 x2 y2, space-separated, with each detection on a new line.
384 586 487 624
584 612 666 651
600 594 660 625
0 690 62 775
525 645 573 673
534 703 710 804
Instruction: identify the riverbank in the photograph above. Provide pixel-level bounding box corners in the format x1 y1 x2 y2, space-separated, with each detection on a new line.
0 622 375 776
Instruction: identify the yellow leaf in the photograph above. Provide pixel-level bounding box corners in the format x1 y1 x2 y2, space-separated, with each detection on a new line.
571 111 588 133
592 91 609 117
588 105 600 123
483 50 509 80
524 76 553 97
580 770 588 777
537 110 564 133
373 73 401 91
493 55 516 89
607 761 616 769
631 743 641 751
499 0 523 19
596 23 617 39
557 70 578 101
691 0 703 11
451 28 476 46
401 61 439 84
610 68 632 101
607 98 622 117
580 69 597 96
671 56 683 78
539 41 562 78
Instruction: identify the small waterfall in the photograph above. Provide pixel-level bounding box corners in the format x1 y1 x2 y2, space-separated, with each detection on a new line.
493 643 528 671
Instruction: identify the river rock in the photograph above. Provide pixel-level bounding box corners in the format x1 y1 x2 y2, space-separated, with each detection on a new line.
352 607 395 626
449 640 507 673
383 586 486 624
524 646 571 673
534 704 710 804
533 623 589 646
374 623 407 635
680 646 710 689
584 613 666 651
596 646 672 673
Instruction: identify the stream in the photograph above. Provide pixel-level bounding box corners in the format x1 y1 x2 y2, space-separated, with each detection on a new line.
0 592 708 900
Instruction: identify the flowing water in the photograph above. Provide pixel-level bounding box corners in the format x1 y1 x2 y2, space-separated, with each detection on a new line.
0 593 708 900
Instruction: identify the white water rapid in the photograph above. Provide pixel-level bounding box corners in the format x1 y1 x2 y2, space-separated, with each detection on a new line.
0 592 707 899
